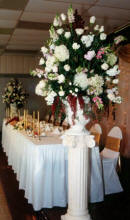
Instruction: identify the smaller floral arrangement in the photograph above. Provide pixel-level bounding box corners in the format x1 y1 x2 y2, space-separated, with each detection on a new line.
14 120 24 130
2 79 28 108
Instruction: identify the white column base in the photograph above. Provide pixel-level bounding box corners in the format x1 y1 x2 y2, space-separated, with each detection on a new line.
61 213 91 220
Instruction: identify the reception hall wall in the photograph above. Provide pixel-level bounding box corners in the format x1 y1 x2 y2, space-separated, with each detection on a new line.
0 53 48 132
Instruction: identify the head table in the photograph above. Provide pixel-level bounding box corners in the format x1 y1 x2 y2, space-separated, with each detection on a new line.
2 121 104 211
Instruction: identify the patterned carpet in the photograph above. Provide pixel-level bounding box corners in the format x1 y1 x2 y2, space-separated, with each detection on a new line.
0 180 12 220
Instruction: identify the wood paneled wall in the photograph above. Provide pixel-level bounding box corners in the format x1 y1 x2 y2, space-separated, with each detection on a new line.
0 54 39 74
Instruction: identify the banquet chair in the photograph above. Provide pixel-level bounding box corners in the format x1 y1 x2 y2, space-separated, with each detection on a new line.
100 126 123 195
90 123 102 146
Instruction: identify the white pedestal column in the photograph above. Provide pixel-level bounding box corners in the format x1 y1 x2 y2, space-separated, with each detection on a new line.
61 135 94 220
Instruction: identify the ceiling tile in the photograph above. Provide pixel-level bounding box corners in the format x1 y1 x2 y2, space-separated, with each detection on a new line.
21 12 55 23
6 44 40 50
98 0 130 10
95 18 127 32
13 28 49 38
0 0 29 10
0 9 22 20
25 0 82 14
88 6 130 21
9 38 43 45
0 20 17 28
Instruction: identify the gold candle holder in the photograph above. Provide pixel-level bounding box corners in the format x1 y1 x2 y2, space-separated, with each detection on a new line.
24 109 26 130
33 111 35 137
37 111 40 140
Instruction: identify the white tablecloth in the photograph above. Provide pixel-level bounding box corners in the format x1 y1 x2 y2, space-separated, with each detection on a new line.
2 122 104 211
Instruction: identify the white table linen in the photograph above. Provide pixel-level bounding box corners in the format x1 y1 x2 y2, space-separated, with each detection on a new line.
2 122 104 210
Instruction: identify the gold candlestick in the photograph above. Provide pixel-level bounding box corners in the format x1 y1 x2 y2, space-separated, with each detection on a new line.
37 111 40 140
24 109 26 129
25 110 28 130
33 111 35 137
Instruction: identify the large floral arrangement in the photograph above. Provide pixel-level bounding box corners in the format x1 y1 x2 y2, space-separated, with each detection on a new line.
31 6 124 120
2 79 28 108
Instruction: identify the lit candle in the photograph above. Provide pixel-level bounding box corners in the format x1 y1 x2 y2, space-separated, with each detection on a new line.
37 111 40 139
33 111 35 137
25 110 28 130
24 110 26 129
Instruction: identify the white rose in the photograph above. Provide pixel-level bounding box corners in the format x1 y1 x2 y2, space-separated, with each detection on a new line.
114 96 122 104
81 35 94 47
57 28 64 35
94 25 99 31
59 90 65 96
60 13 66 21
106 65 120 76
100 33 107 40
75 28 84 35
54 45 69 62
112 79 119 84
72 42 80 50
107 93 115 101
39 57 45 65
99 26 104 32
57 74 65 83
90 16 96 24
75 88 78 92
101 63 109 70
41 46 48 54
64 32 71 39
64 64 70 71
46 55 56 68
52 65 58 73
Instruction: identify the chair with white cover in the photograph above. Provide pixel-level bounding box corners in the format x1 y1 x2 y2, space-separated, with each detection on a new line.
100 126 123 195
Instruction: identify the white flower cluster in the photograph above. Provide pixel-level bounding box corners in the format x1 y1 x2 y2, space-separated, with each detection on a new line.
54 45 69 62
32 5 122 110
45 90 57 105
74 72 89 90
35 80 47 96
106 65 120 76
88 75 104 95
81 35 94 47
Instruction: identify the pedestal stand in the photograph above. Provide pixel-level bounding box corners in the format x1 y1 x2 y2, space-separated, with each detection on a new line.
61 134 95 220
